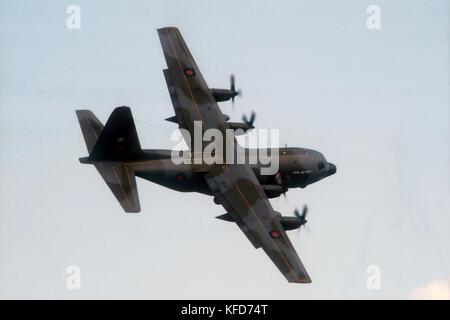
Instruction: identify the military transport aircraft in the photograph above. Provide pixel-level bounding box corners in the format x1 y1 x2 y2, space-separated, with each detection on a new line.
76 27 336 283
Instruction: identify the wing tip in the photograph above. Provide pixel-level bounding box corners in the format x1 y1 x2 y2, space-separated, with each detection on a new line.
157 26 179 33
124 208 141 213
75 109 90 117
289 276 312 284
286 268 312 284
120 200 141 214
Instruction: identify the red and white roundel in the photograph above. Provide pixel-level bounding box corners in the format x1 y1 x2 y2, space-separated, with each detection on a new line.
270 230 280 239
184 68 195 76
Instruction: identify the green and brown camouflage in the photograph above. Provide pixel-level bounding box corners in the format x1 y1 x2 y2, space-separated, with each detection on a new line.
76 27 336 283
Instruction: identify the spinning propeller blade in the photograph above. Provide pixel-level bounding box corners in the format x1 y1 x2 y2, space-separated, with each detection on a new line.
294 205 309 233
242 111 256 128
230 74 242 108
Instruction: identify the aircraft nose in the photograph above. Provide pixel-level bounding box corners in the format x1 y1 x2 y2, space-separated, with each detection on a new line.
328 162 337 176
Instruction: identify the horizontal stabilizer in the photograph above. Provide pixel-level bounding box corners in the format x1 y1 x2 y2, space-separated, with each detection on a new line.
76 110 104 153
94 161 141 213
77 107 141 213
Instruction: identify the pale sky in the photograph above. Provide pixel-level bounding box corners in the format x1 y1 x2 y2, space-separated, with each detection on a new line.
0 0 448 299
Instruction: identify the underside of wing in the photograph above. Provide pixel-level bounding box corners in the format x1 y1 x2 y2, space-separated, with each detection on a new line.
206 164 311 283
158 27 227 142
158 26 310 283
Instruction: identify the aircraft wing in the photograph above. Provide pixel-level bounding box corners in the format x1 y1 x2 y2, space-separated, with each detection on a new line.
158 26 311 283
205 164 312 283
158 27 228 142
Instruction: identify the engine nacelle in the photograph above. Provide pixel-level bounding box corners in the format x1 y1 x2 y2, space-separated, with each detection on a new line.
227 122 254 134
217 211 302 231
272 211 302 231
280 216 302 231
210 88 237 102
262 185 286 198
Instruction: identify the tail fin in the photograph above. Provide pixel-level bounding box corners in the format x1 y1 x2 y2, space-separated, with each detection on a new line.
89 106 142 161
76 106 141 213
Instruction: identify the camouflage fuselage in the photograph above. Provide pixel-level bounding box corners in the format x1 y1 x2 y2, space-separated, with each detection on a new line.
132 147 336 198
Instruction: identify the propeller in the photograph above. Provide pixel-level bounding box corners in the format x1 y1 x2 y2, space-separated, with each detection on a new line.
242 111 256 129
230 74 242 107
294 205 309 232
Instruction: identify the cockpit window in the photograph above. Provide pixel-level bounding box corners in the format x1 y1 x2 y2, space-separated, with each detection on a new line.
318 162 325 170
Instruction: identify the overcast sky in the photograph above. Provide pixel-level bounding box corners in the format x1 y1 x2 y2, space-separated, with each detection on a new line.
0 0 448 299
